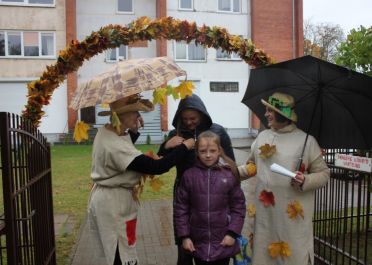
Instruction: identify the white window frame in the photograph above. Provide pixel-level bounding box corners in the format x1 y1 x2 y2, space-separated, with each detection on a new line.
174 41 206 62
117 0 134 14
0 0 55 7
217 0 240 13
0 30 55 58
105 45 128 62
216 48 241 61
179 0 193 11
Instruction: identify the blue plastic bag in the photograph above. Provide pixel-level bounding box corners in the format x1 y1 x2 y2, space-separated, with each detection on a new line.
233 236 252 265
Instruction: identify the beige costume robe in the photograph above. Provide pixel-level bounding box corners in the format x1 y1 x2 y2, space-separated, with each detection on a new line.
243 124 329 265
88 126 142 265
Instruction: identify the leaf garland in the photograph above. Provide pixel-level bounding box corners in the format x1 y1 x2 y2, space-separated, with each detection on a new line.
22 16 274 126
259 190 275 207
259 144 276 158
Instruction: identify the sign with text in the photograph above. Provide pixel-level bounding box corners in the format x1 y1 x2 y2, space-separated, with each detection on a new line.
335 153 372 172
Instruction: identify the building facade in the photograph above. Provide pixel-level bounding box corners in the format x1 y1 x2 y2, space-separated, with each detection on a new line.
0 0 303 143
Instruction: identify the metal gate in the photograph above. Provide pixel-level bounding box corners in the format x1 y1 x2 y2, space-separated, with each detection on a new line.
314 149 371 265
0 112 56 265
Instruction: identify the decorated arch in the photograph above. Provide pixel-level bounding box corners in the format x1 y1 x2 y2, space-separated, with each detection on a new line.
22 16 274 126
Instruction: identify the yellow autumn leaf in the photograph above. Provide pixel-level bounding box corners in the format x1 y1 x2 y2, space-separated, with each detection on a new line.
259 143 276 158
287 200 304 220
152 87 167 105
268 241 291 258
73 121 90 143
247 203 256 218
150 177 164 192
175 81 194 99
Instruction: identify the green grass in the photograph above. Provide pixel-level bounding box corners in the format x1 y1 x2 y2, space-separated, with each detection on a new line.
50 144 175 264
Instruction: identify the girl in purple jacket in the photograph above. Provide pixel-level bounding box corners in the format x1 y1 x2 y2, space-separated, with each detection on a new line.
175 131 246 265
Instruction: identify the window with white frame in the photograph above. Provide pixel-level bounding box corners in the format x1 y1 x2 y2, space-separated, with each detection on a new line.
175 41 206 61
216 48 241 60
210 82 239 92
0 0 54 5
179 0 192 10
106 45 127 62
218 0 240 12
118 0 133 13
0 30 55 58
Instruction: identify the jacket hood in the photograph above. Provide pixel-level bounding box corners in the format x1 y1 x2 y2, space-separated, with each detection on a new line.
172 94 212 129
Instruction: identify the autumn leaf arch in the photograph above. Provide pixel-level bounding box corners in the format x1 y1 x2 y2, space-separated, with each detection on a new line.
22 16 274 126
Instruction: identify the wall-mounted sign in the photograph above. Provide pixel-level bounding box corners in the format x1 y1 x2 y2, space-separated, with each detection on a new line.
335 153 372 172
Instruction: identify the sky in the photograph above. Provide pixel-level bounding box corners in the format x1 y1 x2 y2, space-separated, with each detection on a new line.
303 0 372 33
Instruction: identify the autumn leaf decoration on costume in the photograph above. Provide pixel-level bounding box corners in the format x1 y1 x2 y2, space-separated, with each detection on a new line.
259 144 276 158
247 203 256 217
287 200 304 220
73 121 90 143
152 81 194 105
133 150 164 200
259 190 275 207
268 241 291 258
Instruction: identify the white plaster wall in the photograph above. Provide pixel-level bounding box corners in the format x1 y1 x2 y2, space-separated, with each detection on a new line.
76 0 157 83
166 0 252 137
0 0 67 135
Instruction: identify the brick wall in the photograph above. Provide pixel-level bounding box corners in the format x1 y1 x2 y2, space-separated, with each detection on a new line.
250 0 303 129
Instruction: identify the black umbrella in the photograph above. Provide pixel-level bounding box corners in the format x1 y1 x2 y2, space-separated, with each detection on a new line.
242 55 372 151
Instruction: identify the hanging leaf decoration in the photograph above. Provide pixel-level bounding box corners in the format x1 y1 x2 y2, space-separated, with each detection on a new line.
22 16 274 126
268 241 291 258
259 190 275 207
259 144 276 158
287 200 304 220
73 121 90 143
174 80 194 99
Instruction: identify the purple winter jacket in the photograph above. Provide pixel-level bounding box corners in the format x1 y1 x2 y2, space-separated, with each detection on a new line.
174 162 246 262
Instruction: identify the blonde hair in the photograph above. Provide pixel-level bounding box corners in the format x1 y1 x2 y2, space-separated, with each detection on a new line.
196 131 239 181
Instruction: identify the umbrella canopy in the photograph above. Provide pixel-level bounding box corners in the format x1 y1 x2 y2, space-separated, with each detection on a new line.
70 56 186 110
242 55 372 149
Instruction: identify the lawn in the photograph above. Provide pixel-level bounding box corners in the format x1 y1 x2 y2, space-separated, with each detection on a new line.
51 144 175 265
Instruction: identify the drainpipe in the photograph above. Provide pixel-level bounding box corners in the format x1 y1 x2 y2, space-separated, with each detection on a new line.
292 0 296 58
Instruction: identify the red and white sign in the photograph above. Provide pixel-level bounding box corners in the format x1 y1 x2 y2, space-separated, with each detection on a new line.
335 153 372 172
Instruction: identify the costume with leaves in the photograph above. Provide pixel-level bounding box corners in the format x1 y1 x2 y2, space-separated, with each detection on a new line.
246 123 329 265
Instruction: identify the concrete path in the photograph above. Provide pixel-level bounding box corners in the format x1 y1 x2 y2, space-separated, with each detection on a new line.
69 138 254 265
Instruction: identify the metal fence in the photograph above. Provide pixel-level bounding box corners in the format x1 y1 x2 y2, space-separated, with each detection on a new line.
314 149 371 265
0 112 56 265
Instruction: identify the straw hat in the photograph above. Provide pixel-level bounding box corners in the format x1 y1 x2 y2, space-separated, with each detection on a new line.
98 95 154 116
261 92 297 122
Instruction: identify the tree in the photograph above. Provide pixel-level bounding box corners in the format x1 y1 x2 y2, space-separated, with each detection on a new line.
304 20 345 62
336 26 372 76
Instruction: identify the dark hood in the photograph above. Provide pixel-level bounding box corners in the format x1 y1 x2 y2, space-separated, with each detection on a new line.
171 94 212 130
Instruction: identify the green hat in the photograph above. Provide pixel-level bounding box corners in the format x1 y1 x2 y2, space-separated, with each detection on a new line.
261 92 297 122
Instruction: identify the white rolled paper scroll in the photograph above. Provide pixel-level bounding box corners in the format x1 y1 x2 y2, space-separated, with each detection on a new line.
270 163 296 178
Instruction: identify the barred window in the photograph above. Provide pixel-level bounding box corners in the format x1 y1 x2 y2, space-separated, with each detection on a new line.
210 82 239 92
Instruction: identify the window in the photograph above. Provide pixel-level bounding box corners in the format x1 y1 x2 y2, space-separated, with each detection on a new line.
0 31 55 58
216 48 241 60
179 0 192 10
118 0 133 13
0 0 54 5
218 0 240 12
210 82 239 92
175 41 206 61
106 45 127 62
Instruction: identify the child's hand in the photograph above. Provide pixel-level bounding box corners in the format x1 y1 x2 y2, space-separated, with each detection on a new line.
165 136 185 149
182 238 196 252
220 235 235 247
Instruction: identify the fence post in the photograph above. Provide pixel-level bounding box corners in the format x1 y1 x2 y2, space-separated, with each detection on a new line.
0 112 18 265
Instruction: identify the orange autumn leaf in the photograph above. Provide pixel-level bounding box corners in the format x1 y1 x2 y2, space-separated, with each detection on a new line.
246 162 257 177
174 81 194 99
287 200 304 220
247 203 256 218
259 144 276 158
259 190 275 207
73 121 90 143
268 241 291 258
149 177 164 192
